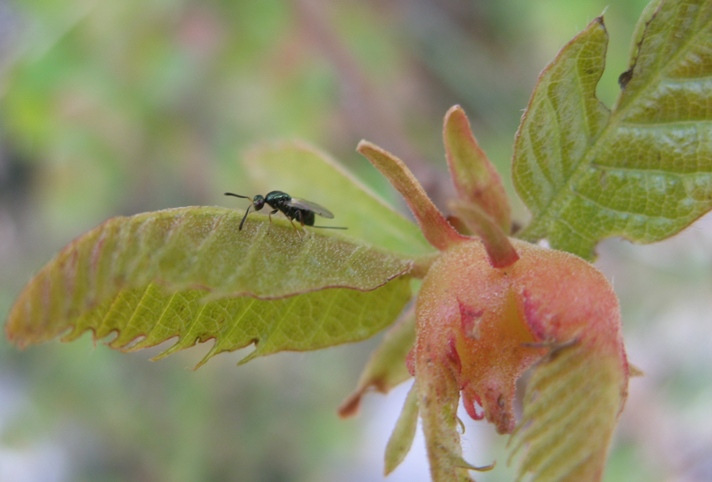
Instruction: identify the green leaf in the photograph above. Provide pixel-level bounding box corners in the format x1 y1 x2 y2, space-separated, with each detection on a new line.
6 207 413 365
241 141 434 257
508 344 626 481
384 383 419 475
513 1 712 259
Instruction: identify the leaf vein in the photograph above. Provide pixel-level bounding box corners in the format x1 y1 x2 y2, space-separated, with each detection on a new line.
119 285 156 347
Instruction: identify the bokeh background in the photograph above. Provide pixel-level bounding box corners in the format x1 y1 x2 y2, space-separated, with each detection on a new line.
1 0 711 480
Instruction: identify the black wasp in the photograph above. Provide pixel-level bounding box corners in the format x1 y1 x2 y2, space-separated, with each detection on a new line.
224 190 346 230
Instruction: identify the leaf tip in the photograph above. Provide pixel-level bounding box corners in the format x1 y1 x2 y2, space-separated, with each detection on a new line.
443 105 511 233
338 391 363 418
357 139 467 251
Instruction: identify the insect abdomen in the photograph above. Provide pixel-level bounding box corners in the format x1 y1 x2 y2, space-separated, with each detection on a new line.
297 209 315 226
283 206 315 226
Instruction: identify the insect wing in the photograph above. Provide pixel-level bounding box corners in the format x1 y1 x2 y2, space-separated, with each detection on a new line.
286 198 334 218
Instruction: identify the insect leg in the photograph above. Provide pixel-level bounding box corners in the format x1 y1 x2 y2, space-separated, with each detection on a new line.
268 209 279 224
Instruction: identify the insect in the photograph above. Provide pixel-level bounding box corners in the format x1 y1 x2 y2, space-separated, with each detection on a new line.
224 190 346 230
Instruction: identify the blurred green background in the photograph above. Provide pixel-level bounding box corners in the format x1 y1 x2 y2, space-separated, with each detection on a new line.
1 0 711 481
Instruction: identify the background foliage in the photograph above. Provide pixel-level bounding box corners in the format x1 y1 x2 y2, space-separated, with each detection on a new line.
1 1 710 480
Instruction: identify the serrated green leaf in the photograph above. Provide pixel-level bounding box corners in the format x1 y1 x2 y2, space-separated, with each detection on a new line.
508 345 626 481
514 1 712 259
241 141 433 257
6 207 413 365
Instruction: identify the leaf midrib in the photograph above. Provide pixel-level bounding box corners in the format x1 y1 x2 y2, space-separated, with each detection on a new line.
518 4 711 244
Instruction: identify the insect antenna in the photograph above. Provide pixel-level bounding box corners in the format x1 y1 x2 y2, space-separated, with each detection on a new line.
238 204 253 230
312 225 348 230
224 192 254 230
224 192 250 200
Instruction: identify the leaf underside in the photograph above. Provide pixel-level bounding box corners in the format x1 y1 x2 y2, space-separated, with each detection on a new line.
508 345 625 481
514 1 712 259
242 141 433 257
7 207 413 365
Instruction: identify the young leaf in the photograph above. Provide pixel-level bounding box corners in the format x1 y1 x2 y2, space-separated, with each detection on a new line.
508 345 625 481
514 1 712 259
357 140 467 251
442 106 519 268
242 141 434 256
443 105 511 233
448 200 519 268
384 383 419 475
6 207 413 365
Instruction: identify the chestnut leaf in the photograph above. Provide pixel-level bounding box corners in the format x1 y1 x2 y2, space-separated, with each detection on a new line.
514 1 712 260
6 207 414 366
